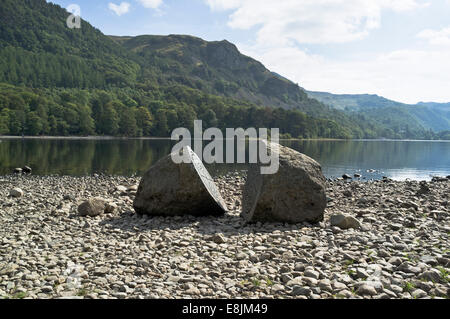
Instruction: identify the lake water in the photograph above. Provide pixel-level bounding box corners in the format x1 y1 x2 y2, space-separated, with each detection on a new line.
0 138 449 181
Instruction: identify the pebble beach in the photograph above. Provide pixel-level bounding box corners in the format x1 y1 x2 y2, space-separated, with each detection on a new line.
0 173 449 299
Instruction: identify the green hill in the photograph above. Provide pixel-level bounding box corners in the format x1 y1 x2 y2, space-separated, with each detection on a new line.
307 91 450 134
0 0 447 140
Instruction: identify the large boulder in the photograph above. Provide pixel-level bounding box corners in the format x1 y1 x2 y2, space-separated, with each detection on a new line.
242 142 326 223
133 146 227 216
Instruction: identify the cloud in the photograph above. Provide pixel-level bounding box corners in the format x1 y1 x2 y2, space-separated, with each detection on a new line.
205 0 428 45
204 0 446 103
108 2 131 16
137 0 163 9
417 27 450 46
239 43 450 103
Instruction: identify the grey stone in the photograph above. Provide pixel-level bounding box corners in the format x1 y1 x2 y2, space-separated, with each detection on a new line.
286 277 303 286
398 262 421 274
411 289 427 299
210 233 226 244
388 257 402 266
303 277 318 286
330 214 361 230
236 252 247 260
281 274 293 283
390 223 403 231
356 284 377 296
112 292 128 299
304 269 320 280
271 284 285 292
318 279 332 291
78 197 107 217
116 185 128 193
0 263 19 276
9 188 24 198
133 146 227 216
292 286 312 297
22 166 32 174
40 286 53 293
104 202 117 214
242 142 326 223
420 269 441 282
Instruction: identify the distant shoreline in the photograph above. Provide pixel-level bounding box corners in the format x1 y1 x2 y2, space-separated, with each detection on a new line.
0 136 449 142
0 136 171 140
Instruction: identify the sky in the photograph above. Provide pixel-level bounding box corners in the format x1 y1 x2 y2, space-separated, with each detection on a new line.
50 0 450 104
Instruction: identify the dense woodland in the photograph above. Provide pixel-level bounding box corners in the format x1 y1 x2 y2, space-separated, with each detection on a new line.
0 83 359 139
0 0 448 140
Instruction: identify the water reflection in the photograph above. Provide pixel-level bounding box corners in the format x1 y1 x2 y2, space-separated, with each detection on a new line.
0 138 449 180
282 140 450 180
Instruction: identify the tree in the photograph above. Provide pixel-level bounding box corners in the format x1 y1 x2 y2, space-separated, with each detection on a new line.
48 115 58 135
100 102 119 135
78 105 95 135
25 111 43 135
8 110 25 135
0 109 10 134
135 107 154 136
153 109 169 137
119 107 138 137
201 109 218 128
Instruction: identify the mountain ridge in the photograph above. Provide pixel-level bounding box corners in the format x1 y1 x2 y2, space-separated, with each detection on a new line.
307 90 450 133
0 0 448 140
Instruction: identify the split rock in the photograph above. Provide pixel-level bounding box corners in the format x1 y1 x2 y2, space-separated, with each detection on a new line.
242 142 326 223
133 146 227 216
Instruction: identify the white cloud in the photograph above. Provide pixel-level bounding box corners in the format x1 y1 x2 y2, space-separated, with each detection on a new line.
205 0 428 45
239 43 450 103
137 0 163 9
108 2 131 16
204 0 447 103
417 27 450 46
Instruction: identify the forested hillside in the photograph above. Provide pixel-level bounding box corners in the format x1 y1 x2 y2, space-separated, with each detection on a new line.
0 0 447 140
307 91 450 134
0 83 363 138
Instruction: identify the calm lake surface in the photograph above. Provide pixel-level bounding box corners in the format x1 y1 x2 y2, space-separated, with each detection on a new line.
0 138 449 181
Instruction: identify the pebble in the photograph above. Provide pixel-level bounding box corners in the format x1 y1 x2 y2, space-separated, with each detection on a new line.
9 187 24 198
357 284 377 296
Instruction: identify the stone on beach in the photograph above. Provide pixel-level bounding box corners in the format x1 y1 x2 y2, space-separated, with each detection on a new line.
9 187 24 198
133 146 227 216
242 142 327 223
104 202 117 214
0 173 449 300
22 166 32 174
329 213 361 230
78 197 108 217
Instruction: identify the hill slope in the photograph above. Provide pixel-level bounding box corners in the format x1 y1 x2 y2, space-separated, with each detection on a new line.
307 91 450 133
0 0 446 139
0 0 140 87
